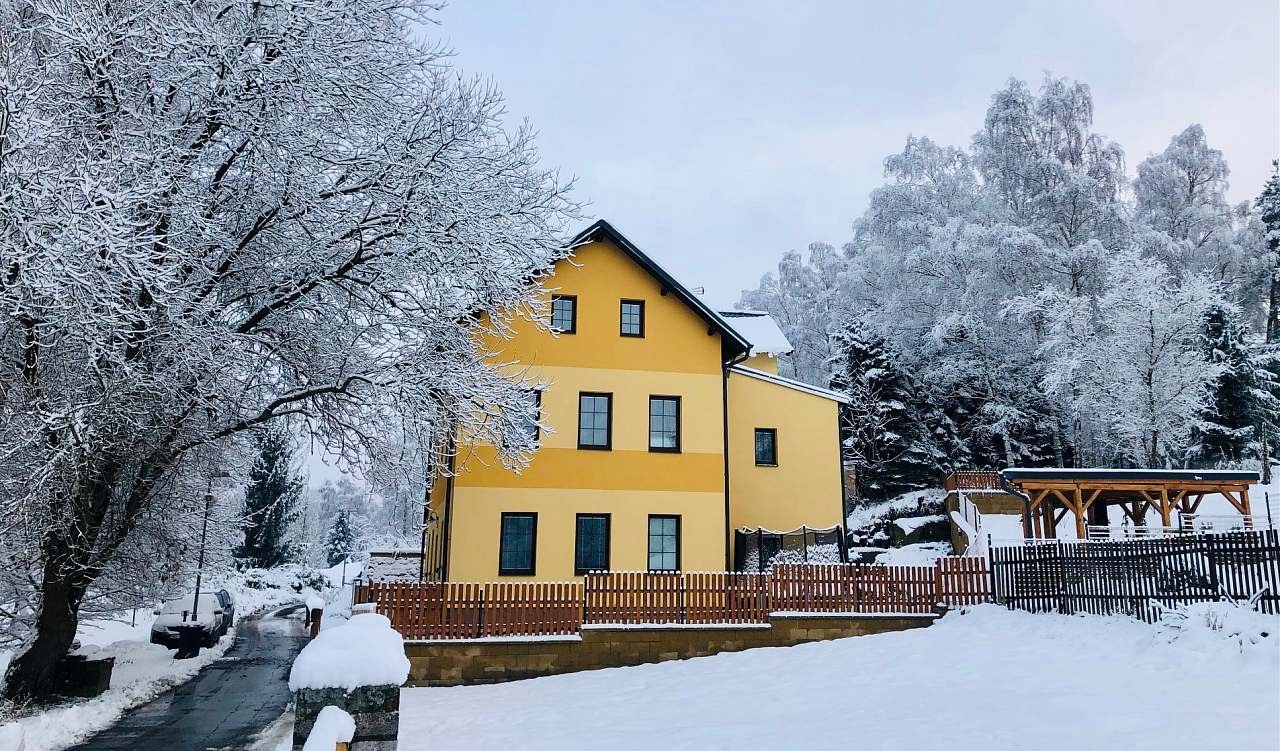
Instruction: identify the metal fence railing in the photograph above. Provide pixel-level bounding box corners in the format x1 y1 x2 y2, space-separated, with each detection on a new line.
990 529 1280 621
733 525 848 572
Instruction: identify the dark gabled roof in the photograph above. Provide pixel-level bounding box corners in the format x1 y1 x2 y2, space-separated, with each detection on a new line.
569 220 751 359
1001 468 1260 483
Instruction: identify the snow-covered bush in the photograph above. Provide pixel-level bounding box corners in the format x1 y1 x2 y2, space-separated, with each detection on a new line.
743 543 844 572
1155 600 1278 655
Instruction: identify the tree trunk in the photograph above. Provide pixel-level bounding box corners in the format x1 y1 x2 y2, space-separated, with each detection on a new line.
4 460 125 701
3 546 90 700
1268 269 1279 344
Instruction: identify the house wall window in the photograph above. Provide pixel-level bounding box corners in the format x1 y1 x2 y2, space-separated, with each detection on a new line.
620 299 645 337
574 514 611 574
648 515 680 571
754 428 778 466
648 396 680 452
498 513 537 575
515 389 542 442
551 295 577 333
578 392 612 449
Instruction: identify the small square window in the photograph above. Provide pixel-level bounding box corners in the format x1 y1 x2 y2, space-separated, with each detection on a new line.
551 295 576 334
648 396 680 452
499 513 537 575
754 428 777 466
578 392 612 449
620 299 645 337
648 515 680 571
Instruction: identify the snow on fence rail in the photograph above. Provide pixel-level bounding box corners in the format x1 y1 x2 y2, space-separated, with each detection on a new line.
355 558 992 639
990 528 1280 622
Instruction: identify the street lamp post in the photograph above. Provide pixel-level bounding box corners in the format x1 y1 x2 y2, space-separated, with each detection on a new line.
176 469 231 659
190 475 215 630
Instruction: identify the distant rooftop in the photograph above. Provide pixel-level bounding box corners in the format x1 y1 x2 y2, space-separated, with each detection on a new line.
719 310 792 356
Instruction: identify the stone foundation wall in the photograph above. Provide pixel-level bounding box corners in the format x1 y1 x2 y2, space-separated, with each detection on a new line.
405 612 937 686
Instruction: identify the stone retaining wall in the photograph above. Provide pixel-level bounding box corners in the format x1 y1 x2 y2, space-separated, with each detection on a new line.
405 611 938 686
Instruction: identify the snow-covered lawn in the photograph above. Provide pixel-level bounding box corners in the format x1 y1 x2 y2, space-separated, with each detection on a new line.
399 605 1279 751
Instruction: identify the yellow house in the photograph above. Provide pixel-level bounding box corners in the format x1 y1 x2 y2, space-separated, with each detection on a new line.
422 220 849 581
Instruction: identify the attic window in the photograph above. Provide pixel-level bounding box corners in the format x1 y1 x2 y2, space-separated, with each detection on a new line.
551 295 576 333
620 300 644 337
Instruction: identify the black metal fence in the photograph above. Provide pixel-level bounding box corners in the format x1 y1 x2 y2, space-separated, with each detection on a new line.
990 529 1280 622
733 525 848 572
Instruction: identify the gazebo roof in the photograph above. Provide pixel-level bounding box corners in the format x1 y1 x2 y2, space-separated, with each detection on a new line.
1001 468 1259 484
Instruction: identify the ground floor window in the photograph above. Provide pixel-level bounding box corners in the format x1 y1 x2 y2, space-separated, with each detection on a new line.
648 515 680 571
575 514 611 574
499 512 537 575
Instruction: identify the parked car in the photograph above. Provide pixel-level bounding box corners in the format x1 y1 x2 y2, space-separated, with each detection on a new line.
149 589 235 648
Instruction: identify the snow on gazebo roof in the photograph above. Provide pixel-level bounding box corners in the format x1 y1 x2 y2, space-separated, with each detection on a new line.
719 310 793 356
1001 468 1260 483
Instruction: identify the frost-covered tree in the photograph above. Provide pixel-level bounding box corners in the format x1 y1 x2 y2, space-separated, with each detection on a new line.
1029 253 1223 467
743 74 1270 478
0 0 573 699
1256 162 1280 343
234 427 302 569
324 511 358 568
1134 125 1251 289
739 242 849 384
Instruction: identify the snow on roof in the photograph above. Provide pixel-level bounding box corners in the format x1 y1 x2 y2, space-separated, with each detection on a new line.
719 311 793 356
728 365 850 404
1001 468 1260 482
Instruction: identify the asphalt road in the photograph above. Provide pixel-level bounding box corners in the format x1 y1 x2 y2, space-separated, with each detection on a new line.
70 604 307 751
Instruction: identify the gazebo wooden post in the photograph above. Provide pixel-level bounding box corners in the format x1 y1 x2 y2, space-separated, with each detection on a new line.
1241 487 1253 529
1156 486 1172 530
1073 487 1087 540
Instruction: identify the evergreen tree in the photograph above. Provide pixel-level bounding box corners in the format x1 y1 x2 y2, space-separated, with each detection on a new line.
1257 161 1280 344
234 427 303 568
831 320 950 498
1186 303 1277 466
324 510 357 567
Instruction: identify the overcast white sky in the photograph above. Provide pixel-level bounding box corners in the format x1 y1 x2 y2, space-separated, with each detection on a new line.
434 0 1280 309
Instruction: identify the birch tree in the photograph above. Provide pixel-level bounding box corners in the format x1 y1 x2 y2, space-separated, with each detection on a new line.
0 0 573 699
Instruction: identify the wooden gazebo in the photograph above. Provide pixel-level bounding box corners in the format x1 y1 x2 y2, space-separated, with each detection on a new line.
1000 468 1260 539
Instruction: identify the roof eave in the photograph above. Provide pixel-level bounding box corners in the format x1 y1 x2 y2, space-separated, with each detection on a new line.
569 220 751 359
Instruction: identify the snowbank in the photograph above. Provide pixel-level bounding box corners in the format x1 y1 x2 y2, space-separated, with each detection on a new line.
289 613 409 692
891 514 945 535
302 706 355 751
399 604 1279 751
875 542 950 565
6 631 235 751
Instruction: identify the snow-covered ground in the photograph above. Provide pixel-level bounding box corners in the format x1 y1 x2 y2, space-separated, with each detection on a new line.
2 622 237 751
846 488 941 531
874 541 950 564
398 604 1279 751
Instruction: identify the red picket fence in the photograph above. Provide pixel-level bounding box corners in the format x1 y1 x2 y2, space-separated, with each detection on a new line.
356 558 992 639
584 571 770 625
357 580 582 639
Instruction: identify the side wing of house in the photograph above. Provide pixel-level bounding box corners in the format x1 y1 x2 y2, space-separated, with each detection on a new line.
726 366 847 558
